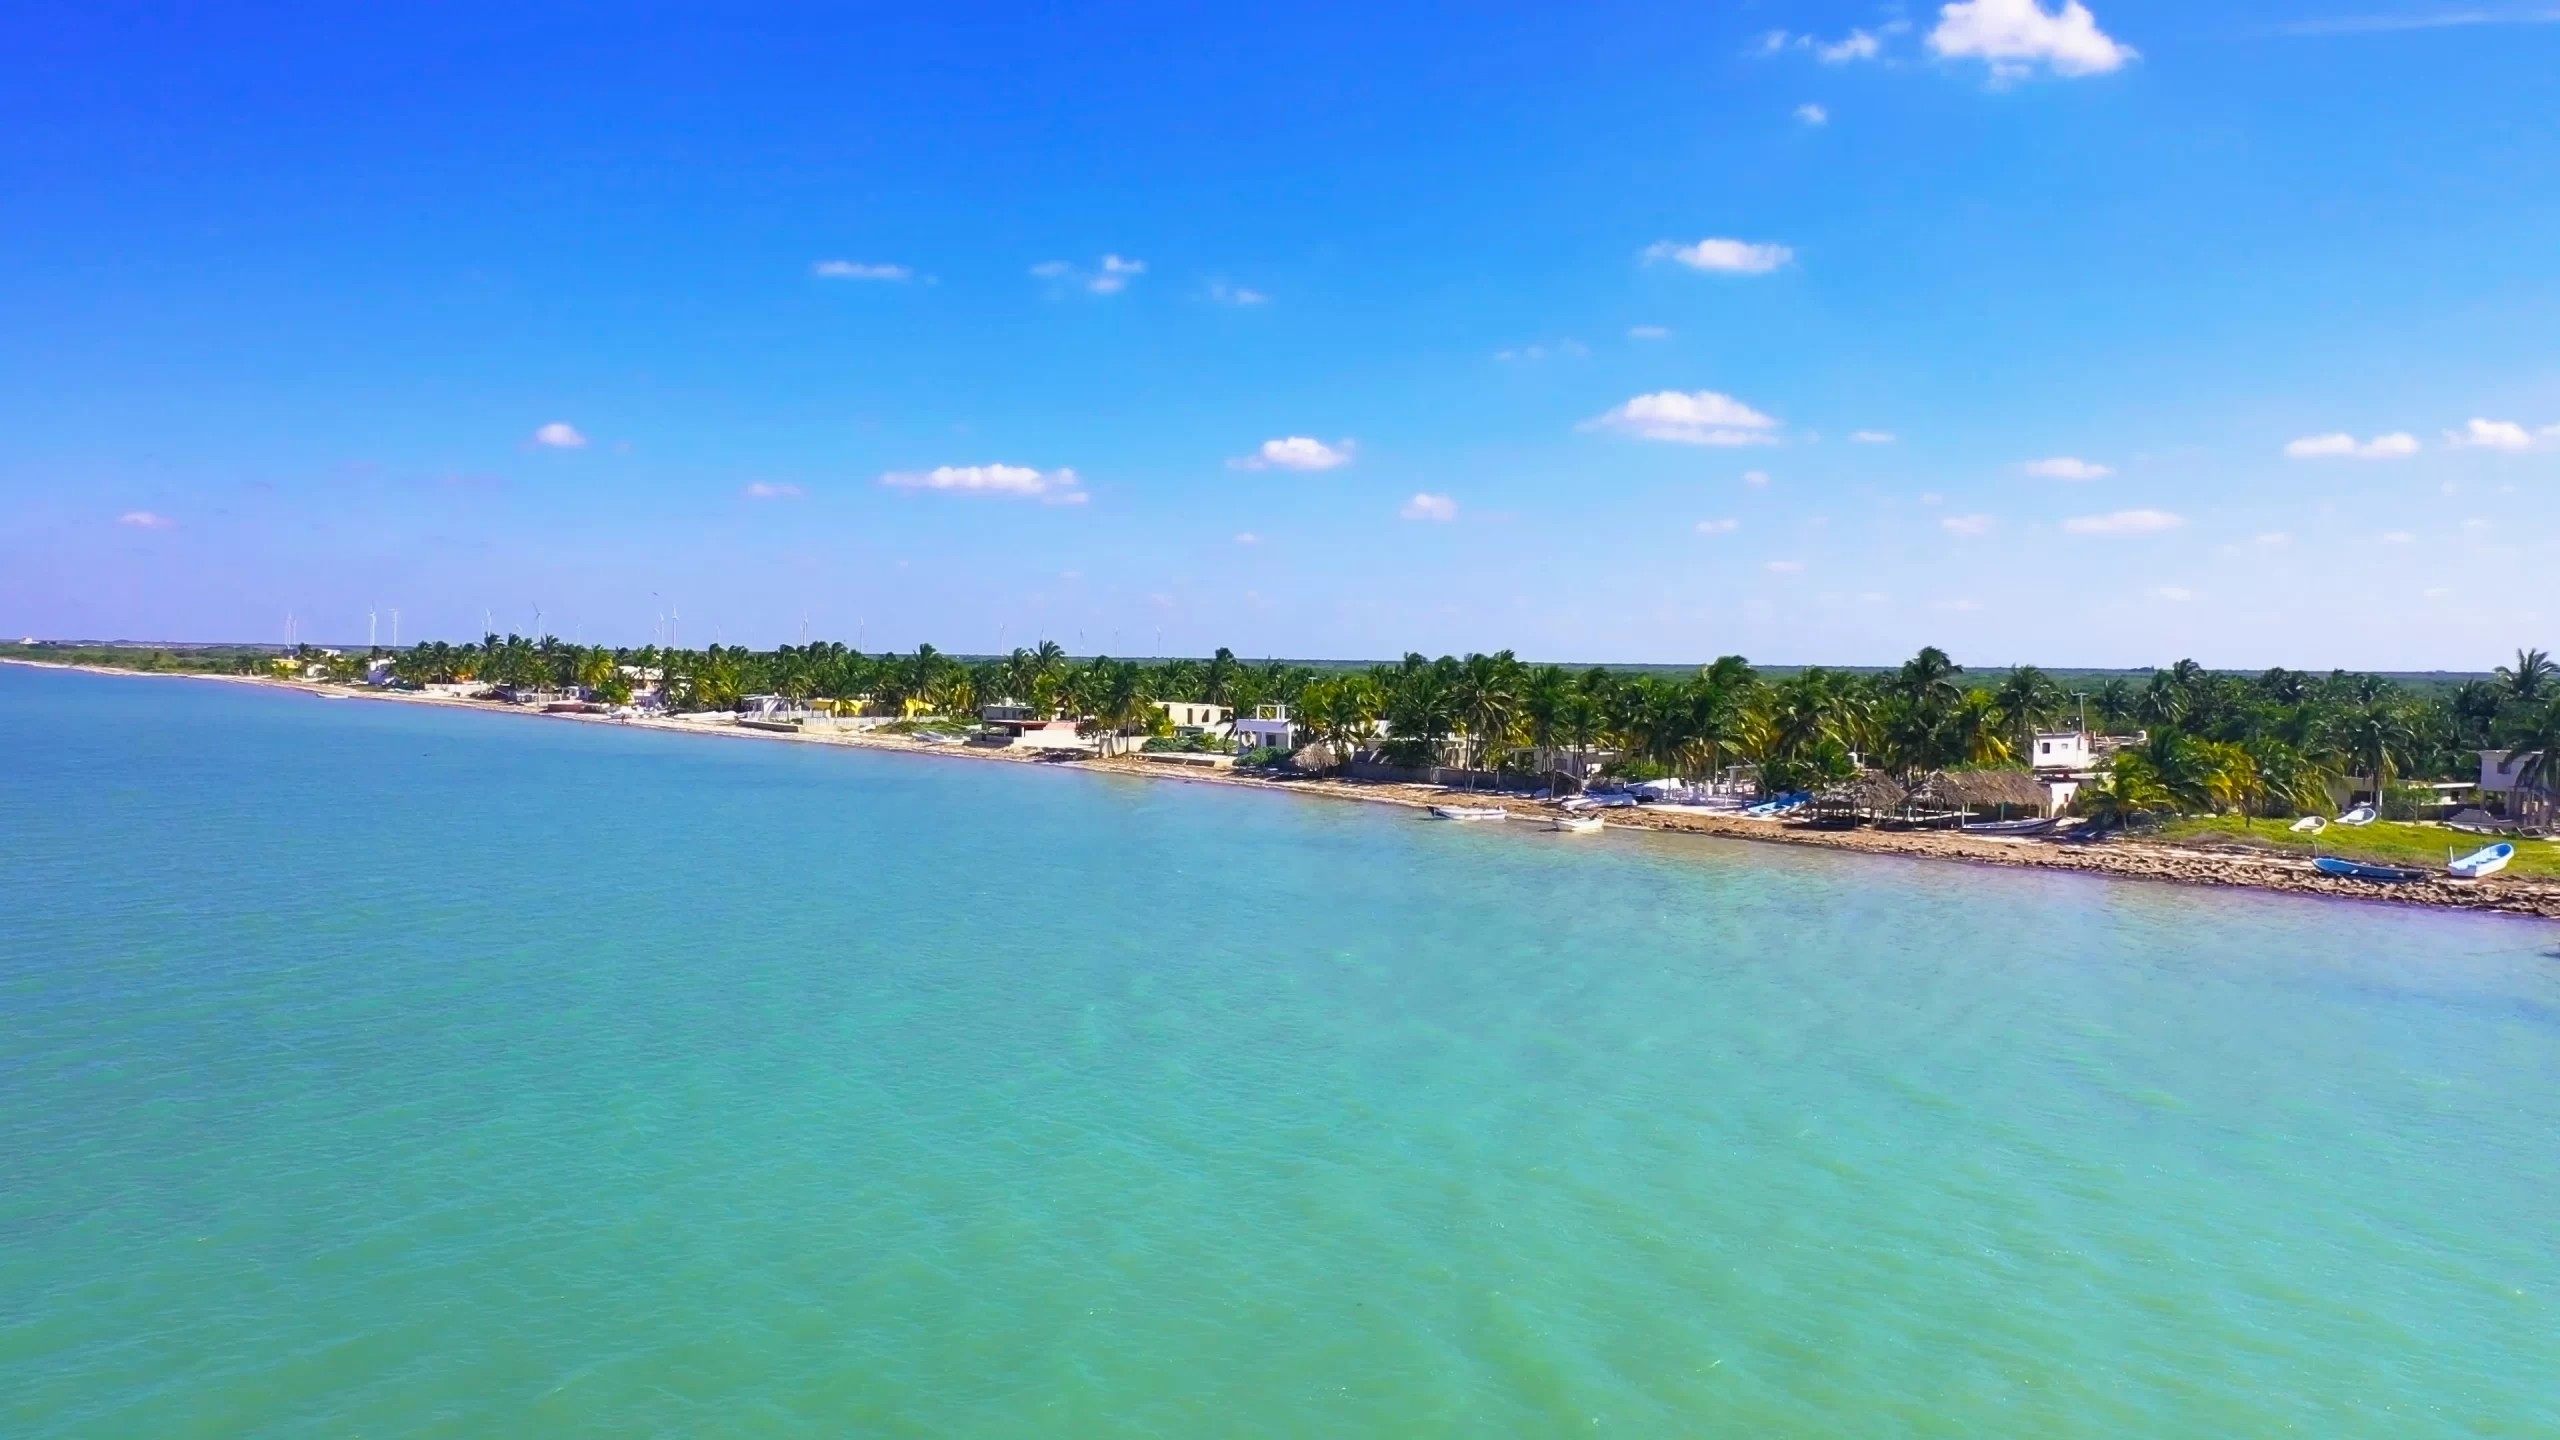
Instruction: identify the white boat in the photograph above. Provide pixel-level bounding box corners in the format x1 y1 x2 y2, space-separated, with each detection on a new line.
1429 805 1508 822
2336 805 2377 827
2449 842 2514 879
1550 815 1604 834
2289 815 2327 834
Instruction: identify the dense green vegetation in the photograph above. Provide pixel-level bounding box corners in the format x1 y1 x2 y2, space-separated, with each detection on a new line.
15 638 2557 823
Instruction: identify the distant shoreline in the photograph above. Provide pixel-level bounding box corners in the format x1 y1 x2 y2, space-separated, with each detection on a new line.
12 656 2559 922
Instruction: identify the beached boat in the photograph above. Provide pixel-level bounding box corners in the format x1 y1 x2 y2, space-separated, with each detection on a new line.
1741 790 1811 817
1429 805 1507 822
2336 805 2377 827
2448 842 2514 880
2289 815 2326 834
2313 856 2424 883
1960 816 2059 836
1550 814 1604 834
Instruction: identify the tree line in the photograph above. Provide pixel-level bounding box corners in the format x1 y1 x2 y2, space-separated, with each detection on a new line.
334 634 2560 817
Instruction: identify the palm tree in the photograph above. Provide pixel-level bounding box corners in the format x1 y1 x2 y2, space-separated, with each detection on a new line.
2323 701 2417 805
1991 665 2065 755
2496 647 2555 705
2500 693 2560 794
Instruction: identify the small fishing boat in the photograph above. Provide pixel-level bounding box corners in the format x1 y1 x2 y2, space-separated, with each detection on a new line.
2448 842 2514 880
2335 805 2377 827
1429 805 1508 822
1961 816 2059 836
1741 790 1812 817
2289 815 2327 834
2313 856 2424 883
1550 814 1604 834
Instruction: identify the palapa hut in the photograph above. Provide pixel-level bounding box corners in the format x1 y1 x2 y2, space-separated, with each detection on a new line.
1806 773 1908 826
1910 767 2052 822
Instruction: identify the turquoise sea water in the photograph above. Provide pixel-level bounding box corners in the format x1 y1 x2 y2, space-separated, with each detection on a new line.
4 665 2557 1435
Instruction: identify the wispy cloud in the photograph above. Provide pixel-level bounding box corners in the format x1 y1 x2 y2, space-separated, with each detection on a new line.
1930 0 2137 77
1234 531 1260 545
1942 513 1996 536
117 510 174 529
2152 585 2196 601
2255 531 2292 547
1643 237 1795 275
2020 455 2112 479
2272 8 2560 36
1697 517 1740 534
813 260 911 281
529 422 587 449
1794 103 1830 126
1208 280 1269 305
1628 324 1672 340
2284 431 2419 459
1229 437 1354 472
742 481 804 499
2443 417 2558 451
1031 255 1145 295
2064 508 2184 535
880 463 1087 504
1850 430 1896 444
1765 559 1805 573
1400 493 1458 522
1743 469 1771 487
1582 390 1782 446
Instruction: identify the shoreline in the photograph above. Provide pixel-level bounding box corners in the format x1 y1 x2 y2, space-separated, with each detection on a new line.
15 657 2560 922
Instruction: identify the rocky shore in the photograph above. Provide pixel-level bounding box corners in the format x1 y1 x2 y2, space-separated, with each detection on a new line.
17 659 2560 922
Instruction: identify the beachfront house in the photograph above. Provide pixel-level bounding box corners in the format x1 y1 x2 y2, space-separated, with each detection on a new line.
1153 700 1232 737
977 701 1089 750
1232 704 1296 754
2480 749 2542 795
2029 731 2093 771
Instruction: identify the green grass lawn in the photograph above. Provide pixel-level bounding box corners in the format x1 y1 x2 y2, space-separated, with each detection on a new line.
2157 815 2560 879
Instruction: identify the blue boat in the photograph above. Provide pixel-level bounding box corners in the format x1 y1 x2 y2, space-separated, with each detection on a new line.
2313 856 2425 883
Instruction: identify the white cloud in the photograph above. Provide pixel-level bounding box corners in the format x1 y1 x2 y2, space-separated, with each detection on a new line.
2285 431 2419 459
1697 517 1740 534
117 510 173 529
1234 531 1260 545
1941 513 1995 536
2152 585 2195 601
1930 0 2137 77
1400 492 1458 522
2019 455 2112 480
1765 559 1805 573
880 463 1087 503
1919 492 1944 505
1209 281 1269 306
1742 469 1771 487
2255 531 2292 547
1818 29 1883 62
1850 429 1895 444
743 482 803 499
530 422 587 449
1495 344 1547 361
1229 436 1354 472
1643 237 1795 275
1936 597 1982 612
2379 530 2415 544
813 260 911 281
1628 324 1672 340
2064 508 2184 535
1031 256 1144 295
1795 103 1830 125
2444 417 2554 452
1582 390 1782 446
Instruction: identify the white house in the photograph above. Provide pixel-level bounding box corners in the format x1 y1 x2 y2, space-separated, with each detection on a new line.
2029 731 2093 771
2480 750 2543 793
1154 700 1232 736
1233 704 1295 752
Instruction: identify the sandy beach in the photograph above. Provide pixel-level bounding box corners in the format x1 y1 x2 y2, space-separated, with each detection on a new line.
18 658 2560 922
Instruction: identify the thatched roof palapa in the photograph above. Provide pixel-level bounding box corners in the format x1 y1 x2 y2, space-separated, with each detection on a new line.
1913 768 2048 814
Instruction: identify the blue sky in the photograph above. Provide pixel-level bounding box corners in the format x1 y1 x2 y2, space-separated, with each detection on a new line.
3 0 2556 666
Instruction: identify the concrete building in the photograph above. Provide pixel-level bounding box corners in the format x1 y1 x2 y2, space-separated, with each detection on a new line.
1154 700 1232 736
1232 704 1295 752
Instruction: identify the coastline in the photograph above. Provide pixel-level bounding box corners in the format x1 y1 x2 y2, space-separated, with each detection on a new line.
15 657 2560 921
